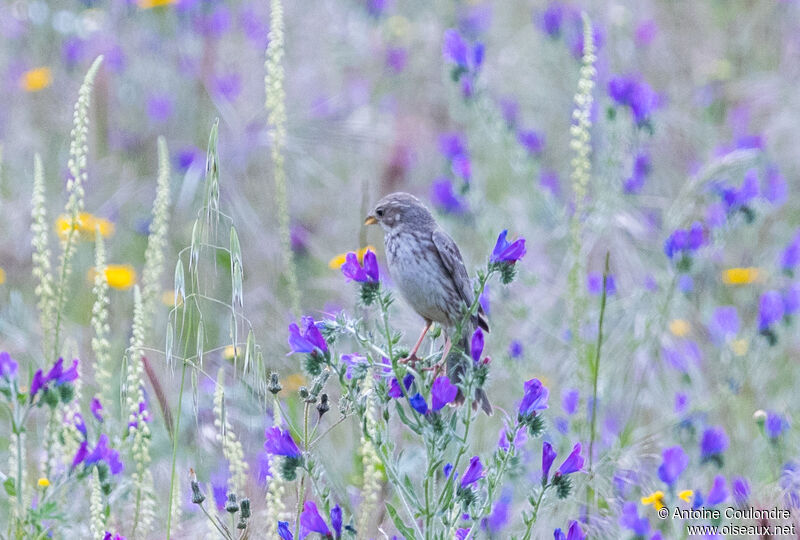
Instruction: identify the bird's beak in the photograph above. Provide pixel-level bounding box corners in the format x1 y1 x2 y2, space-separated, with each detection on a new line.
364 214 378 226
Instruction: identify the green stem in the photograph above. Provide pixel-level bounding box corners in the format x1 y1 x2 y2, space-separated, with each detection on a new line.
294 402 310 538
14 415 22 524
165 359 187 539
522 487 548 540
587 252 610 513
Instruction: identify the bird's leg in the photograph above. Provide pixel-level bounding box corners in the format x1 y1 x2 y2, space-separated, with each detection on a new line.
422 334 452 375
400 320 432 365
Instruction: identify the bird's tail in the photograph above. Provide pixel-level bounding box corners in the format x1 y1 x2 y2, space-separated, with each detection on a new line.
448 334 493 416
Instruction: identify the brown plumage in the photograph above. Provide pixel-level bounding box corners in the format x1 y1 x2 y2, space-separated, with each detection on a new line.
364 192 492 415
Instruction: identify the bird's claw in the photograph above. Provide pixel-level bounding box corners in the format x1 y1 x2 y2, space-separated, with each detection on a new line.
421 363 444 378
399 353 421 366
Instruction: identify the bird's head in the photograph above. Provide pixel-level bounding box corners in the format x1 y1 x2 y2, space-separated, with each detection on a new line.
364 192 434 232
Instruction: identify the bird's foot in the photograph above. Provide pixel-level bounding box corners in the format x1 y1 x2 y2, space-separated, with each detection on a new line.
421 363 444 378
399 353 421 366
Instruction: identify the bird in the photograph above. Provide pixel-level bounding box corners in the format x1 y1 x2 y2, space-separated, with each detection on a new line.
364 192 492 414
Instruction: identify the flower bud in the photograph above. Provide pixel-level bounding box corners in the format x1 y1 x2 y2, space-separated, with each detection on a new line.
239 498 251 519
268 372 282 395
190 469 205 504
225 492 239 514
316 393 330 418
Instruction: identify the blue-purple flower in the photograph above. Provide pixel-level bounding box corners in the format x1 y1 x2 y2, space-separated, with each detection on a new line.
341 250 379 283
557 443 584 476
766 411 789 440
277 521 293 540
409 392 428 415
709 306 739 343
470 328 484 363
620 501 650 536
299 501 331 537
519 378 549 417
700 426 729 464
442 28 484 98
517 129 545 157
0 351 17 380
431 376 458 411
781 230 800 274
624 151 651 194
431 177 468 214
657 445 688 486
264 427 302 458
30 357 79 404
608 74 659 126
542 441 557 484
706 475 728 505
287 316 328 355
758 290 784 344
491 230 527 264
73 434 123 475
91 397 104 422
732 476 750 505
460 456 485 488
553 520 586 540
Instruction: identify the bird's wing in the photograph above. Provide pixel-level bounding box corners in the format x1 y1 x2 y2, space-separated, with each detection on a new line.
431 228 478 309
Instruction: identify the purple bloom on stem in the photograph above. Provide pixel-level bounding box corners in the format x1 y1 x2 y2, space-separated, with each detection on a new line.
0 351 17 380
47 357 79 386
264 427 302 458
709 306 739 342
517 129 545 156
620 501 650 535
634 20 658 46
763 166 787 205
287 316 328 355
212 73 241 101
81 434 123 474
508 340 523 358
607 74 658 125
482 488 511 533
542 441 557 484
781 230 800 272
497 423 526 451
431 178 468 214
499 97 519 128
657 445 688 485
758 290 784 331
146 95 174 123
766 412 789 439
300 501 331 536
443 29 469 68
519 378 549 417
470 328 484 363
451 155 472 181
431 376 458 411
587 273 615 295
732 476 750 504
784 284 800 315
438 133 467 159
91 397 104 422
409 393 428 415
330 504 342 538
456 528 470 540
443 463 453 478
539 2 565 38
706 475 728 505
554 520 586 540
341 250 379 283
562 389 579 415
700 426 729 459
540 170 561 197
557 443 584 475
624 151 651 194
460 456 484 488
385 46 408 73
491 230 526 264
277 521 293 540
675 392 689 414
72 440 89 469
74 413 87 438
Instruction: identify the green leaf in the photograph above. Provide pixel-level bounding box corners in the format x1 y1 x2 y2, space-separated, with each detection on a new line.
386 502 415 539
3 477 16 497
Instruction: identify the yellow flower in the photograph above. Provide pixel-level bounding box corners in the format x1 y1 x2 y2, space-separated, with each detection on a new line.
137 0 176 8
223 345 239 361
284 373 307 392
678 490 694 503
668 319 690 337
328 245 376 269
37 477 50 488
20 67 52 92
641 491 665 511
0 267 5 285
730 339 748 356
56 212 115 242
722 267 760 285
89 265 137 290
161 290 183 307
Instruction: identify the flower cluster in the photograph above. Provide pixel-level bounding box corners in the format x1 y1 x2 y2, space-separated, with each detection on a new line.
663 222 705 271
31 357 79 407
264 426 303 481
607 74 659 127
442 28 484 98
431 132 472 214
341 249 380 304
288 316 330 375
490 230 527 283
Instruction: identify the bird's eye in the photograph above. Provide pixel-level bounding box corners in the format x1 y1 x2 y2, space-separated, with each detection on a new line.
376 208 384 217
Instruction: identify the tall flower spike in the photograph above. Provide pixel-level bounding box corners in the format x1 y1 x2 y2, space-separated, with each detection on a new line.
30 154 57 356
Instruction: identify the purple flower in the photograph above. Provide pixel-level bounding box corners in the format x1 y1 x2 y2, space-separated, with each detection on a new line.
508 340 523 358
300 501 330 536
562 389 579 415
732 476 750 504
443 29 469 68
175 146 202 172
497 423 526 451
197 4 231 37
146 95 174 123
587 273 616 295
470 328 484 363
330 504 342 538
456 528 470 540
127 401 150 430
84 434 123 474
784 284 800 315
517 129 545 156
519 378 549 417
431 178 468 214
657 446 688 485
675 392 689 414
709 306 739 342
620 501 650 535
438 133 467 159
0 351 17 380
74 413 87 438
385 47 408 73
388 373 413 398
766 412 789 439
758 290 784 331
634 20 658 46
706 475 728 505
498 97 519 129
287 316 328 355
30 358 79 402
72 440 89 469
366 0 388 18
540 170 561 197
212 73 241 102
340 354 367 380
557 443 584 475
451 155 472 181
409 393 428 415
763 166 787 205
781 230 800 272
91 397 104 422
554 520 586 540
444 463 454 478
431 376 458 411
542 441 557 484
341 250 379 283
491 230 527 264
539 2 566 38
264 427 301 458
624 151 651 194
482 488 511 533
700 427 729 460
277 521 293 540
607 75 658 125
460 456 484 488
